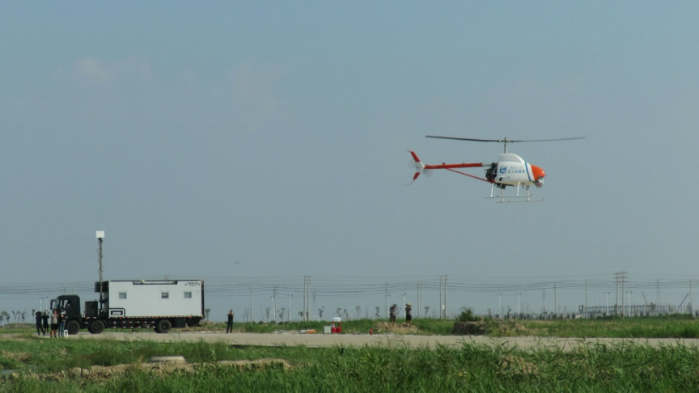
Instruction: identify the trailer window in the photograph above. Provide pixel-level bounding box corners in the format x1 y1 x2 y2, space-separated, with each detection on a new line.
119 292 127 299
184 291 192 299
161 292 169 299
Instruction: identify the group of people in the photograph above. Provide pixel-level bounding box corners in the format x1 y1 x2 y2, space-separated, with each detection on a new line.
34 309 65 338
389 303 413 326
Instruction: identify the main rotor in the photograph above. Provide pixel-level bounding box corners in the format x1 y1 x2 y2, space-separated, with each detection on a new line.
426 135 585 153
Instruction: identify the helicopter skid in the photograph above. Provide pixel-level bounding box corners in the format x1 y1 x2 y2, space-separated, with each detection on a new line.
486 183 544 203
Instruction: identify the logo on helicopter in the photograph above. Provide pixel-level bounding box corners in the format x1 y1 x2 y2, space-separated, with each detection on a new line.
499 166 526 174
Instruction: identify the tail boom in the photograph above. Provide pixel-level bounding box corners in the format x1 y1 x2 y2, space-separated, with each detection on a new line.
409 151 486 181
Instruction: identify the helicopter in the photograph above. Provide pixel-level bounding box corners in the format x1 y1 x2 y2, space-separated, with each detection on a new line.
409 136 584 202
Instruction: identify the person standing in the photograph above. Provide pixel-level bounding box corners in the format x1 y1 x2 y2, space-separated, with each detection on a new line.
35 311 44 336
405 303 413 327
389 304 397 325
58 310 66 337
50 309 58 338
226 310 234 333
42 312 49 335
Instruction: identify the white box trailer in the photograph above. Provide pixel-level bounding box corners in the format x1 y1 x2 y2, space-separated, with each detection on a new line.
105 280 204 318
53 279 205 335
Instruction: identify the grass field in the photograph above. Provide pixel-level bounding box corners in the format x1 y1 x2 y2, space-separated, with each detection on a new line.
3 334 699 392
3 315 699 391
5 314 699 338
206 314 699 338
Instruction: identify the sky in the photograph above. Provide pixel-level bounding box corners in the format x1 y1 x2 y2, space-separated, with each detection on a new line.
2 2 699 322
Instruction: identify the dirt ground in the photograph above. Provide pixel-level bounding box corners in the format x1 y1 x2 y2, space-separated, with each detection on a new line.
55 331 699 350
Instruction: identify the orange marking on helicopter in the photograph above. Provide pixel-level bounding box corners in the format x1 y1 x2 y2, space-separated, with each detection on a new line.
531 165 545 180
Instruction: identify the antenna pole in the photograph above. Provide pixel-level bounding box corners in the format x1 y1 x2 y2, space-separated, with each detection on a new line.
96 231 105 314
98 238 103 313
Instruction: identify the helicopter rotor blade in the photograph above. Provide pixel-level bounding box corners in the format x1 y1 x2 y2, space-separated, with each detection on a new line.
508 137 586 143
426 135 585 143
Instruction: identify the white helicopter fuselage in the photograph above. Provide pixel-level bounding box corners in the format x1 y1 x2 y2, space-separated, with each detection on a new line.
493 154 545 188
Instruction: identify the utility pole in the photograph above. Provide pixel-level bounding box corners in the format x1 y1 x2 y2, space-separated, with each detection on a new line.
691 280 694 318
402 293 407 316
517 292 521 317
542 289 546 314
444 275 448 319
288 294 293 322
303 276 311 322
554 283 557 318
615 272 626 316
621 272 626 317
498 293 502 318
250 283 254 323
585 280 588 317
419 281 423 319
417 283 421 319
272 286 278 324
385 282 389 319
439 276 443 319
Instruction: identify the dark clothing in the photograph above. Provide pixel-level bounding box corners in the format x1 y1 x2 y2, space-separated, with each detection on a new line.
42 314 49 334
35 313 44 335
406 305 412 322
226 312 234 333
58 313 65 336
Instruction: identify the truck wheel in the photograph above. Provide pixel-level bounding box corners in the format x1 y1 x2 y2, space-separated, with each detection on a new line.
156 319 172 334
89 320 105 334
66 320 81 335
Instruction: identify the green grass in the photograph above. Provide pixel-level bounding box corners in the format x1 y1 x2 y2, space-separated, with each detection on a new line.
6 314 699 339
4 337 699 392
502 315 699 338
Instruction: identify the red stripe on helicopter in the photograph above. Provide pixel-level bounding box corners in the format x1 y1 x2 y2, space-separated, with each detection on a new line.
425 162 485 170
446 168 494 183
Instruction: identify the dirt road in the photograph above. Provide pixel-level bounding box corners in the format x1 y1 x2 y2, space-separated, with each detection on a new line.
65 331 699 350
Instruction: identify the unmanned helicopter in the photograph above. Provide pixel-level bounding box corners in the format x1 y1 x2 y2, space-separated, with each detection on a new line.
409 136 584 202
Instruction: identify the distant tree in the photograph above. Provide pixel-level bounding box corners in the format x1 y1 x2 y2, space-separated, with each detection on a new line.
280 308 285 321
375 307 380 318
424 306 430 317
298 311 304 318
265 308 270 322
318 306 324 318
21 312 26 322
343 309 349 321
355 306 361 319
336 308 342 317
204 308 211 321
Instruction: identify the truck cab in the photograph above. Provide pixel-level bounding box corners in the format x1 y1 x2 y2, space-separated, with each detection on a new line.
51 295 84 335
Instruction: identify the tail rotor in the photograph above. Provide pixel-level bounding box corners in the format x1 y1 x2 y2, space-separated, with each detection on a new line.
409 151 426 182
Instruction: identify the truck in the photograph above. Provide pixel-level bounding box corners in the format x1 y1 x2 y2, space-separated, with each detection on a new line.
51 279 204 335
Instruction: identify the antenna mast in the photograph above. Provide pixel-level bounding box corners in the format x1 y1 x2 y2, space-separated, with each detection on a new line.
96 231 105 313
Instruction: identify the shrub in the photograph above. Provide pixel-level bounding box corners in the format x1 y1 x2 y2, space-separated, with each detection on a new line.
457 308 478 322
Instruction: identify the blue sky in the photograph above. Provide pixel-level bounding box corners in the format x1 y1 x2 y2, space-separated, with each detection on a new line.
2 2 699 321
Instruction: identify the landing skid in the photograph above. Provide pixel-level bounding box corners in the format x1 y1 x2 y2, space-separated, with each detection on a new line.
486 183 544 203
